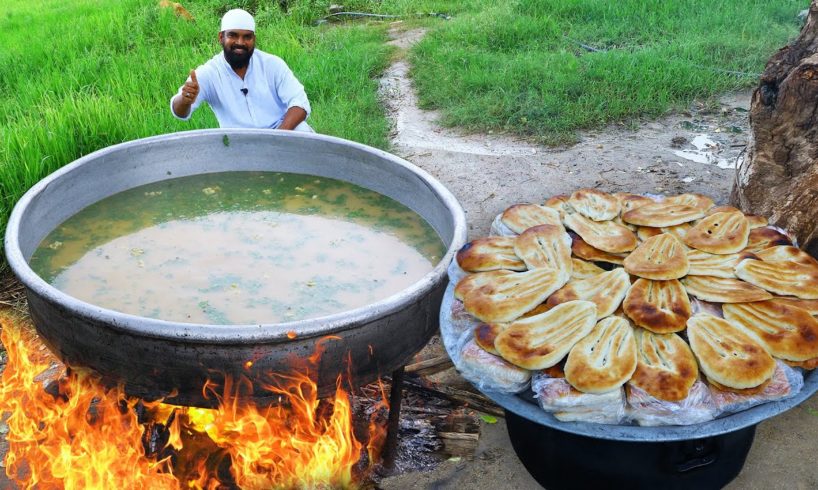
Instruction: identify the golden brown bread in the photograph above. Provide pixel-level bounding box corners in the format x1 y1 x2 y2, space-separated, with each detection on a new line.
462 267 569 322
784 357 818 369
660 223 693 244
743 227 792 254
545 268 631 319
571 258 605 279
681 275 773 303
543 195 575 222
613 193 656 215
628 329 698 401
754 245 818 267
622 202 705 227
501 204 562 234
745 215 768 229
568 188 620 221
771 297 818 315
723 300 818 362
494 300 598 370
707 377 771 395
513 224 573 275
564 213 638 254
454 270 514 301
707 205 741 215
564 316 637 393
683 211 750 254
456 236 526 272
637 226 663 242
622 279 691 334
734 254 818 300
686 249 754 278
570 236 627 265
474 323 506 355
687 314 776 389
624 233 689 280
664 193 714 212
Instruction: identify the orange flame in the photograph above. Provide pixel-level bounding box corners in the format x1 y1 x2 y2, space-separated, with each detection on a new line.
0 313 387 489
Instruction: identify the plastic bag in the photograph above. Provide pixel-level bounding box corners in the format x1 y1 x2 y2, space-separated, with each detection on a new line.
626 380 718 426
457 339 531 394
531 372 627 424
490 213 517 237
710 361 804 415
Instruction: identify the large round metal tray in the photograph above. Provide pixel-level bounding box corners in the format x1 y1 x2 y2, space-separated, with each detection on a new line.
440 282 818 441
5 129 468 407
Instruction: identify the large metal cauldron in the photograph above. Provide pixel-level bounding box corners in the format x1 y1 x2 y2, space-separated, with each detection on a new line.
5 129 467 407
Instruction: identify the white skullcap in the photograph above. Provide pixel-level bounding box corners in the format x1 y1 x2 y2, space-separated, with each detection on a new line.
221 9 255 32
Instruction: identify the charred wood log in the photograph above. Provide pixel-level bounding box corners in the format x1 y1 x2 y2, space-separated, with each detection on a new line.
731 0 818 256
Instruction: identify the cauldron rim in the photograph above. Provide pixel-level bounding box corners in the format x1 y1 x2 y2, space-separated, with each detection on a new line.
5 129 467 344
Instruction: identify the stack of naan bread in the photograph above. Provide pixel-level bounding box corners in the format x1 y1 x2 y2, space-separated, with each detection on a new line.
451 189 818 424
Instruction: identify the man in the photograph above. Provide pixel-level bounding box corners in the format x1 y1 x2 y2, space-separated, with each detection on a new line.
171 9 312 131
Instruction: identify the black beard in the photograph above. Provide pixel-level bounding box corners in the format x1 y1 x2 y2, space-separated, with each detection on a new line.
224 46 253 69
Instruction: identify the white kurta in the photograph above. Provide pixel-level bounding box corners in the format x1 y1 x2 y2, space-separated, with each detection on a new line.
171 50 311 129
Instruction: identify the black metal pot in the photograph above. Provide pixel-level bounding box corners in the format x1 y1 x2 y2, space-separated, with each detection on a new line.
505 409 755 490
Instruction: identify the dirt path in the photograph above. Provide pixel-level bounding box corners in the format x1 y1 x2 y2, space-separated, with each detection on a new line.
378 25 818 490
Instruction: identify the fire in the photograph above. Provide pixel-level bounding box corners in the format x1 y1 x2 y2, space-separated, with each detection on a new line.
0 312 388 489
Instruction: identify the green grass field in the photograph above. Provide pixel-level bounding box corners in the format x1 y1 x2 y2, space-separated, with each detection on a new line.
410 0 806 144
0 0 807 268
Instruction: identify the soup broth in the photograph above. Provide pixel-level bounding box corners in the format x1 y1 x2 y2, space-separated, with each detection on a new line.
30 172 445 324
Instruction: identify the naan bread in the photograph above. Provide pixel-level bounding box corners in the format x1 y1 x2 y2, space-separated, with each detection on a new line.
664 193 714 212
622 202 705 227
687 314 776 390
771 297 818 316
681 275 773 303
686 249 753 278
629 329 698 401
494 300 598 370
734 253 818 300
564 316 637 393
684 211 750 254
571 236 627 265
568 188 620 221
501 204 562 234
613 193 655 215
571 258 605 279
454 270 513 301
543 195 575 222
513 224 572 275
660 223 693 244
624 233 689 280
743 227 792 254
564 213 638 254
723 301 818 362
636 226 663 242
745 215 768 229
623 278 691 334
456 236 526 272
545 268 631 319
462 268 569 322
754 245 818 267
474 323 506 355
707 205 741 215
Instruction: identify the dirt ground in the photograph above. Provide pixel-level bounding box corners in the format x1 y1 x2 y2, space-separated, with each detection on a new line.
377 25 818 490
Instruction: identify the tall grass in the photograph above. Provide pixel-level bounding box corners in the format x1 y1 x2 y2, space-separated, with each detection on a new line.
0 0 400 263
410 0 806 145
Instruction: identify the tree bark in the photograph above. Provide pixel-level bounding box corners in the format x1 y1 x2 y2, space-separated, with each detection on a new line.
731 0 818 257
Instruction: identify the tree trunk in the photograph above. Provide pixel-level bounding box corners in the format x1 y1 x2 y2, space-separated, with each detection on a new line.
731 0 818 257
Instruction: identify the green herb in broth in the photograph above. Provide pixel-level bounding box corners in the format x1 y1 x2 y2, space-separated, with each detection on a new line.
30 172 445 324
